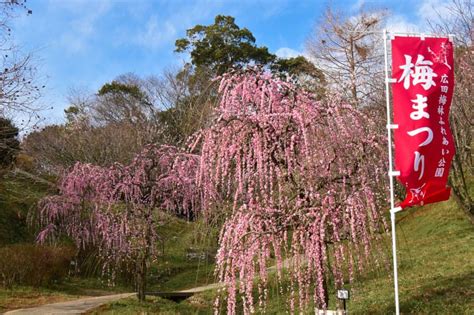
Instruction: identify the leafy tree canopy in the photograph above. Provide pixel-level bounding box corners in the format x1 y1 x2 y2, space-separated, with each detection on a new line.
95 80 155 125
271 56 323 78
271 56 327 97
0 117 19 168
175 15 276 75
98 80 149 104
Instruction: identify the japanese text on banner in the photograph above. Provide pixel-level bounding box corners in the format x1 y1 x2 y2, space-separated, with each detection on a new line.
391 36 455 208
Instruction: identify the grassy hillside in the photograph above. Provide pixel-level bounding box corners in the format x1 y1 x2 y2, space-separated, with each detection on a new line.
347 198 473 314
149 214 217 292
0 171 53 244
2 171 471 314
0 215 216 313
98 197 473 314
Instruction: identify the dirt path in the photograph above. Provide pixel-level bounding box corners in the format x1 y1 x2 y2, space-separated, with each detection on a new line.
4 293 135 315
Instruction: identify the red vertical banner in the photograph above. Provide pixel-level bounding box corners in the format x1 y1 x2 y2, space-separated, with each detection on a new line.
391 36 455 208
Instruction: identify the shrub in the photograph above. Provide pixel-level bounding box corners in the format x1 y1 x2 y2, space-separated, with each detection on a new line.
0 244 75 288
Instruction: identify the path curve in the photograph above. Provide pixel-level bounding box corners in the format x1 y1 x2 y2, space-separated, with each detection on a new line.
4 293 135 315
4 256 341 314
179 282 223 293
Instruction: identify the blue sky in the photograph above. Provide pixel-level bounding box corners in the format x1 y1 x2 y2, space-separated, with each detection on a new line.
11 0 444 125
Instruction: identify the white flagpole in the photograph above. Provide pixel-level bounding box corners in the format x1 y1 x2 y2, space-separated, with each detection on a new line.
383 29 403 315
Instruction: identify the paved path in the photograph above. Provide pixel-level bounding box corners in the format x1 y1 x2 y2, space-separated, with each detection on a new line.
4 256 343 314
4 293 135 315
2 282 225 315
179 282 223 293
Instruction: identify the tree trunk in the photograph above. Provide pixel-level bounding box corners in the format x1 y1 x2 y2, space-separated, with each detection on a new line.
323 275 329 309
136 256 147 302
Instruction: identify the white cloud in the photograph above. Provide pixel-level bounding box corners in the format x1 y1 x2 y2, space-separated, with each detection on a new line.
57 0 112 53
385 15 421 33
134 16 178 50
256 0 291 19
385 0 453 35
275 47 302 58
352 0 366 11
129 1 221 51
417 0 451 23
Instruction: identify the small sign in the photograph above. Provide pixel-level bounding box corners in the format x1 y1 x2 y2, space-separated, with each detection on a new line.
337 289 349 300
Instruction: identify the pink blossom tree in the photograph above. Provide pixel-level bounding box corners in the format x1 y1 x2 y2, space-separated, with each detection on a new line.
37 144 200 301
195 69 388 314
38 68 388 311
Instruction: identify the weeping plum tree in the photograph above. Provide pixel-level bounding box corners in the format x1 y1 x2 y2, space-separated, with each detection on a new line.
194 69 389 314
38 68 389 310
37 144 200 301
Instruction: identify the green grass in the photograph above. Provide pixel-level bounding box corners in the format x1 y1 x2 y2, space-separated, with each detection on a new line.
88 216 218 315
0 171 218 313
98 197 473 314
2 169 470 314
89 296 213 315
0 214 218 313
347 198 474 314
149 215 217 292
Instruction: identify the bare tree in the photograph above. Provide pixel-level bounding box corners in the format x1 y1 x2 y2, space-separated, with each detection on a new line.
146 66 217 144
426 0 473 46
23 64 218 172
449 51 474 216
426 0 473 215
306 7 386 106
23 77 173 173
0 1 43 118
91 74 154 125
